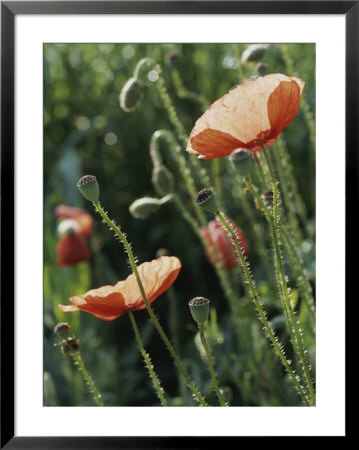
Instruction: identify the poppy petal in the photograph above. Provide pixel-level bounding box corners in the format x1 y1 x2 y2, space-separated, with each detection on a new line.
186 73 304 159
114 256 182 311
268 79 303 134
56 234 91 267
59 256 182 321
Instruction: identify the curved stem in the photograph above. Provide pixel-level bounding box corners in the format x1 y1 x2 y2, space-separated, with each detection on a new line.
93 201 207 406
155 67 212 188
215 210 310 405
128 310 167 406
69 350 104 407
198 326 226 406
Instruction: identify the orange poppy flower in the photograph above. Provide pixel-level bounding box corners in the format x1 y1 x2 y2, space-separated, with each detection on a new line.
186 73 305 160
201 218 248 270
59 256 182 321
56 232 91 268
56 204 93 237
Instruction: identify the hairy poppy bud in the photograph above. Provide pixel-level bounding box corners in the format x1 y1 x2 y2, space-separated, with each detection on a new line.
195 189 218 214
152 165 174 196
165 51 180 70
129 195 172 219
241 44 269 64
119 77 143 112
189 297 210 327
200 218 249 270
133 57 155 85
129 197 161 219
229 149 253 177
54 322 71 337
77 175 99 203
255 62 268 76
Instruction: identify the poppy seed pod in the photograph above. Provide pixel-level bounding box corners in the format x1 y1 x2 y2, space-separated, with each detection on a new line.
119 77 143 112
241 44 269 64
152 165 174 196
189 297 210 327
77 175 99 203
195 189 218 214
54 322 71 337
229 149 253 177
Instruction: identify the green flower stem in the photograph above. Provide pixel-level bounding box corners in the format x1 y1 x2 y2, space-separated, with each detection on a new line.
155 67 212 188
232 43 245 83
171 193 256 379
215 210 310 405
128 310 167 406
244 177 315 327
198 326 226 406
280 227 316 325
93 201 207 406
172 193 242 309
273 136 314 242
172 69 210 110
69 350 104 407
227 160 274 282
260 145 315 405
280 44 316 151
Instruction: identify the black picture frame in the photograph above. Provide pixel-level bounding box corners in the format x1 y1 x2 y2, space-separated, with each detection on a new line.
1 1 353 447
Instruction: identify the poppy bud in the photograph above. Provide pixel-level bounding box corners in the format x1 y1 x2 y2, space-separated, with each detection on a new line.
229 149 253 177
195 189 218 214
152 165 174 196
119 77 143 112
77 175 99 203
129 195 172 219
54 322 71 337
189 297 210 327
133 57 155 85
165 51 180 70
201 218 249 270
255 62 268 76
241 44 269 63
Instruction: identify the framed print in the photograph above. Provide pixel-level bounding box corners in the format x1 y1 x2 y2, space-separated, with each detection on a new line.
1 1 353 447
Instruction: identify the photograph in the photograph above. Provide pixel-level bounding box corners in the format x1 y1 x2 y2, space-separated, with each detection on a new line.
43 42 316 408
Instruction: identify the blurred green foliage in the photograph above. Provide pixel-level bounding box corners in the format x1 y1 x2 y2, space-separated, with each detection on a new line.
44 43 315 406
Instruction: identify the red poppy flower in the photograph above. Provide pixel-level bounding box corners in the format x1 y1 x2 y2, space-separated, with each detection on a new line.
56 232 91 268
200 219 249 270
59 256 182 321
56 204 93 237
186 73 305 159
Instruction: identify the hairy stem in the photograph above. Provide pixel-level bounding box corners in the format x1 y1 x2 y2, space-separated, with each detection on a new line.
93 201 207 406
128 310 167 406
198 326 226 406
69 350 104 407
